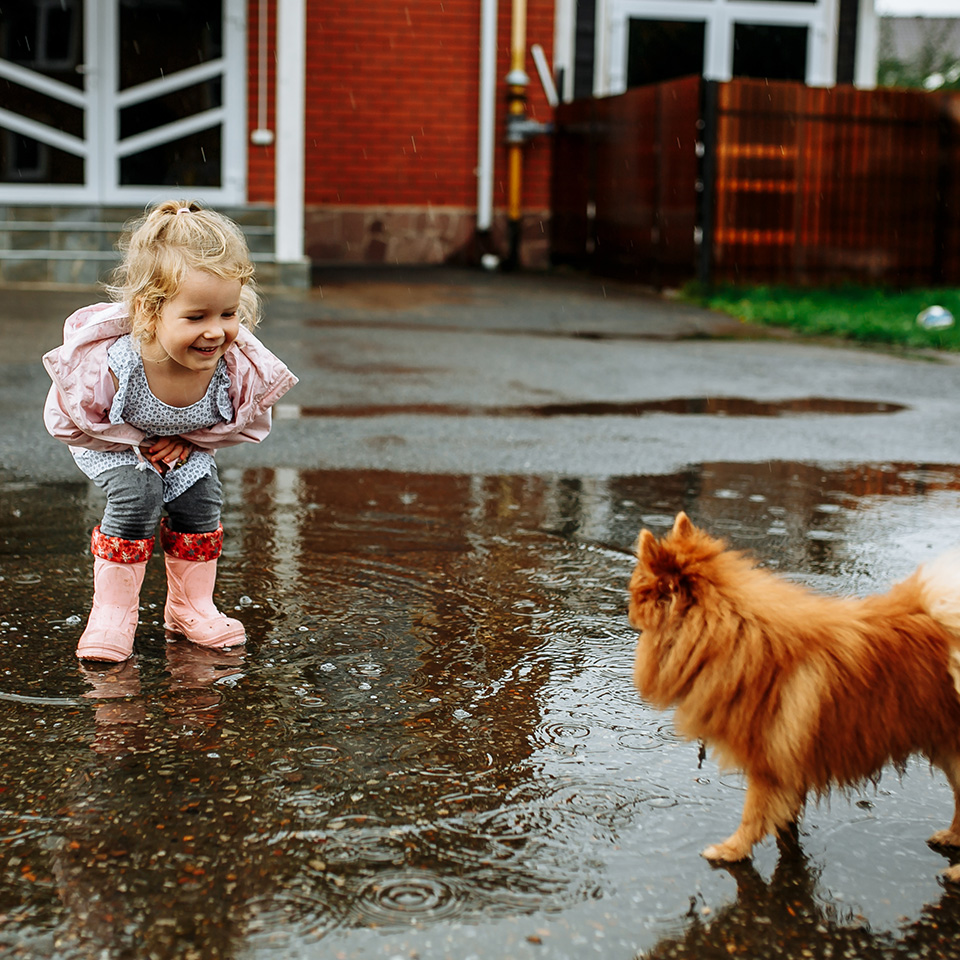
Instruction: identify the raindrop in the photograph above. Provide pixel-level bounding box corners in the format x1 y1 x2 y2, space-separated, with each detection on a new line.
300 745 340 766
353 872 462 926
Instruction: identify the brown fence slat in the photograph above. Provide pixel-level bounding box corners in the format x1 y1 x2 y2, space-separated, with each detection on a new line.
551 76 960 287
551 76 701 285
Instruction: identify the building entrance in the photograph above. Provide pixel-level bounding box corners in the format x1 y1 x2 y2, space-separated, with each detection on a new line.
0 0 245 204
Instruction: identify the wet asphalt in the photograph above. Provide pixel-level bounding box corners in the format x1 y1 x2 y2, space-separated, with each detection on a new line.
5 268 960 959
7 265 960 483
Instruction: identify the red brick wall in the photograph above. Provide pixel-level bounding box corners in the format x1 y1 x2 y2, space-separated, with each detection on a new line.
247 0 554 224
246 0 271 204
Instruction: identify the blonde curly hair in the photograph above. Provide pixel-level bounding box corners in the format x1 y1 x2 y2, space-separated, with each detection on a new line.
107 200 261 343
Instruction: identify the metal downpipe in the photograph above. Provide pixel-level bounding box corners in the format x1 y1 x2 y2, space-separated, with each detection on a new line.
505 0 528 269
477 0 498 240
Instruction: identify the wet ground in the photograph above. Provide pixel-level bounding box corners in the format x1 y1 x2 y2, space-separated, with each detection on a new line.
4 269 960 958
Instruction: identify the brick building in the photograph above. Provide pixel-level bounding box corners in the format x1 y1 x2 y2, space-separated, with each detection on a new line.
0 0 878 284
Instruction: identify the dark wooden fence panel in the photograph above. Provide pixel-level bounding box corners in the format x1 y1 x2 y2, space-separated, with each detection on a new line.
713 80 946 285
656 79 702 280
551 76 960 287
933 93 960 283
550 98 593 265
551 77 701 285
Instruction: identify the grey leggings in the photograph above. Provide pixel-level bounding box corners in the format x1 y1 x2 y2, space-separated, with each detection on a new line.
93 465 223 541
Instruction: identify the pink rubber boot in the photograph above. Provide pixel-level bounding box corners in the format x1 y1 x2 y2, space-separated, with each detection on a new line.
160 521 246 649
76 528 154 662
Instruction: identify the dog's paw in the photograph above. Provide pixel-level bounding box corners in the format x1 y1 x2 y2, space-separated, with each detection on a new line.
702 842 751 863
929 829 960 849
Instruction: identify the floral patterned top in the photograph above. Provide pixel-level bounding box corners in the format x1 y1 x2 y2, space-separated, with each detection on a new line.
71 334 233 502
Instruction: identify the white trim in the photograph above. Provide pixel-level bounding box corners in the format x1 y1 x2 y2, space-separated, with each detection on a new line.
532 45 559 105
595 0 612 95
116 110 225 157
553 0 576 101
114 59 226 108
0 109 87 155
855 0 879 88
275 0 307 263
808 0 840 86
605 0 849 95
222 0 248 199
705 15 730 81
0 60 87 106
96 0 118 199
477 0 498 231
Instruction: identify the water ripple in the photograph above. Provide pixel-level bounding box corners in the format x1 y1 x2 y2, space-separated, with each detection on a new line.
244 891 344 946
350 871 463 926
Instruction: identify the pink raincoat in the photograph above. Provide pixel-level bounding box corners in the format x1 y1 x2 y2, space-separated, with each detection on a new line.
42 301 298 456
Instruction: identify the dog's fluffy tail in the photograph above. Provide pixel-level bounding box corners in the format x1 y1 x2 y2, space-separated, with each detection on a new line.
919 549 960 631
918 549 960 696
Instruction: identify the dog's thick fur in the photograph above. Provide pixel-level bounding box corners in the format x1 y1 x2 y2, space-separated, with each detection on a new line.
628 512 960 876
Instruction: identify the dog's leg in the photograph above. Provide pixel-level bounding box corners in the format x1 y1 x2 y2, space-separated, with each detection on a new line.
929 753 960 849
703 777 801 863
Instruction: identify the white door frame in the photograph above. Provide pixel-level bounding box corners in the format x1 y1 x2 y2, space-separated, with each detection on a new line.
0 0 246 205
590 0 845 97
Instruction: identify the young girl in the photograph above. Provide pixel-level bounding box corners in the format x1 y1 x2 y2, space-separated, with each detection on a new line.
42 200 298 663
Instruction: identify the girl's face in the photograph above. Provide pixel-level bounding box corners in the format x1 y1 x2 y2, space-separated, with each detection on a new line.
146 268 242 373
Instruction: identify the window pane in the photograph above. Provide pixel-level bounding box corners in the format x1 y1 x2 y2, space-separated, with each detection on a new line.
119 127 221 187
627 19 705 88
0 128 84 184
119 79 222 140
119 0 223 91
0 0 84 89
733 24 808 82
0 78 84 138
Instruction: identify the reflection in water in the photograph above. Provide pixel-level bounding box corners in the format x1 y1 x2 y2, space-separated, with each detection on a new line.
0 463 959 956
288 396 906 420
643 847 960 960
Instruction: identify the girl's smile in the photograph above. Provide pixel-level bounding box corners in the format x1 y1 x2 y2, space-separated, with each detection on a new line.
143 269 242 375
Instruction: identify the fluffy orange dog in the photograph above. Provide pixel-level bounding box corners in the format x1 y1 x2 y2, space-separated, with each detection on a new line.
628 512 960 878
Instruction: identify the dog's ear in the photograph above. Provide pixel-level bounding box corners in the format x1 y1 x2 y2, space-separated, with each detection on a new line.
672 511 694 538
636 529 658 567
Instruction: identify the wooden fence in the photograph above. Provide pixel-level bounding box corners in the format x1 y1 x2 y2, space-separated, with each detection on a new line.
551 76 960 287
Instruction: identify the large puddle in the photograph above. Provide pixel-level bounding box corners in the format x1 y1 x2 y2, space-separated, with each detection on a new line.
2 461 960 958
284 397 906 419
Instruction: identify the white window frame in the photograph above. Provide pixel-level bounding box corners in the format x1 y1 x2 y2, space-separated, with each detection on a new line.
552 0 865 99
0 0 246 205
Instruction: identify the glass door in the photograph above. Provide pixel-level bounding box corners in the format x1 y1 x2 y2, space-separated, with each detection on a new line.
0 0 87 195
0 0 245 204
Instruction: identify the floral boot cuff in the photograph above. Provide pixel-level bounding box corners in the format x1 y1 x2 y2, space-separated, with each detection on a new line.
159 520 223 562
90 526 154 564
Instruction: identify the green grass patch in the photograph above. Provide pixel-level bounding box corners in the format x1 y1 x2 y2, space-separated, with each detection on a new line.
681 283 960 351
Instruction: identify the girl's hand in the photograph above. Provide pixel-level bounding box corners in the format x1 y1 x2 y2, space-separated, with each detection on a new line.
143 436 193 472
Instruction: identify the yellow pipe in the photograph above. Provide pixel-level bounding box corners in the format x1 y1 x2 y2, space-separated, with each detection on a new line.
508 145 523 221
506 0 528 260
510 0 527 73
